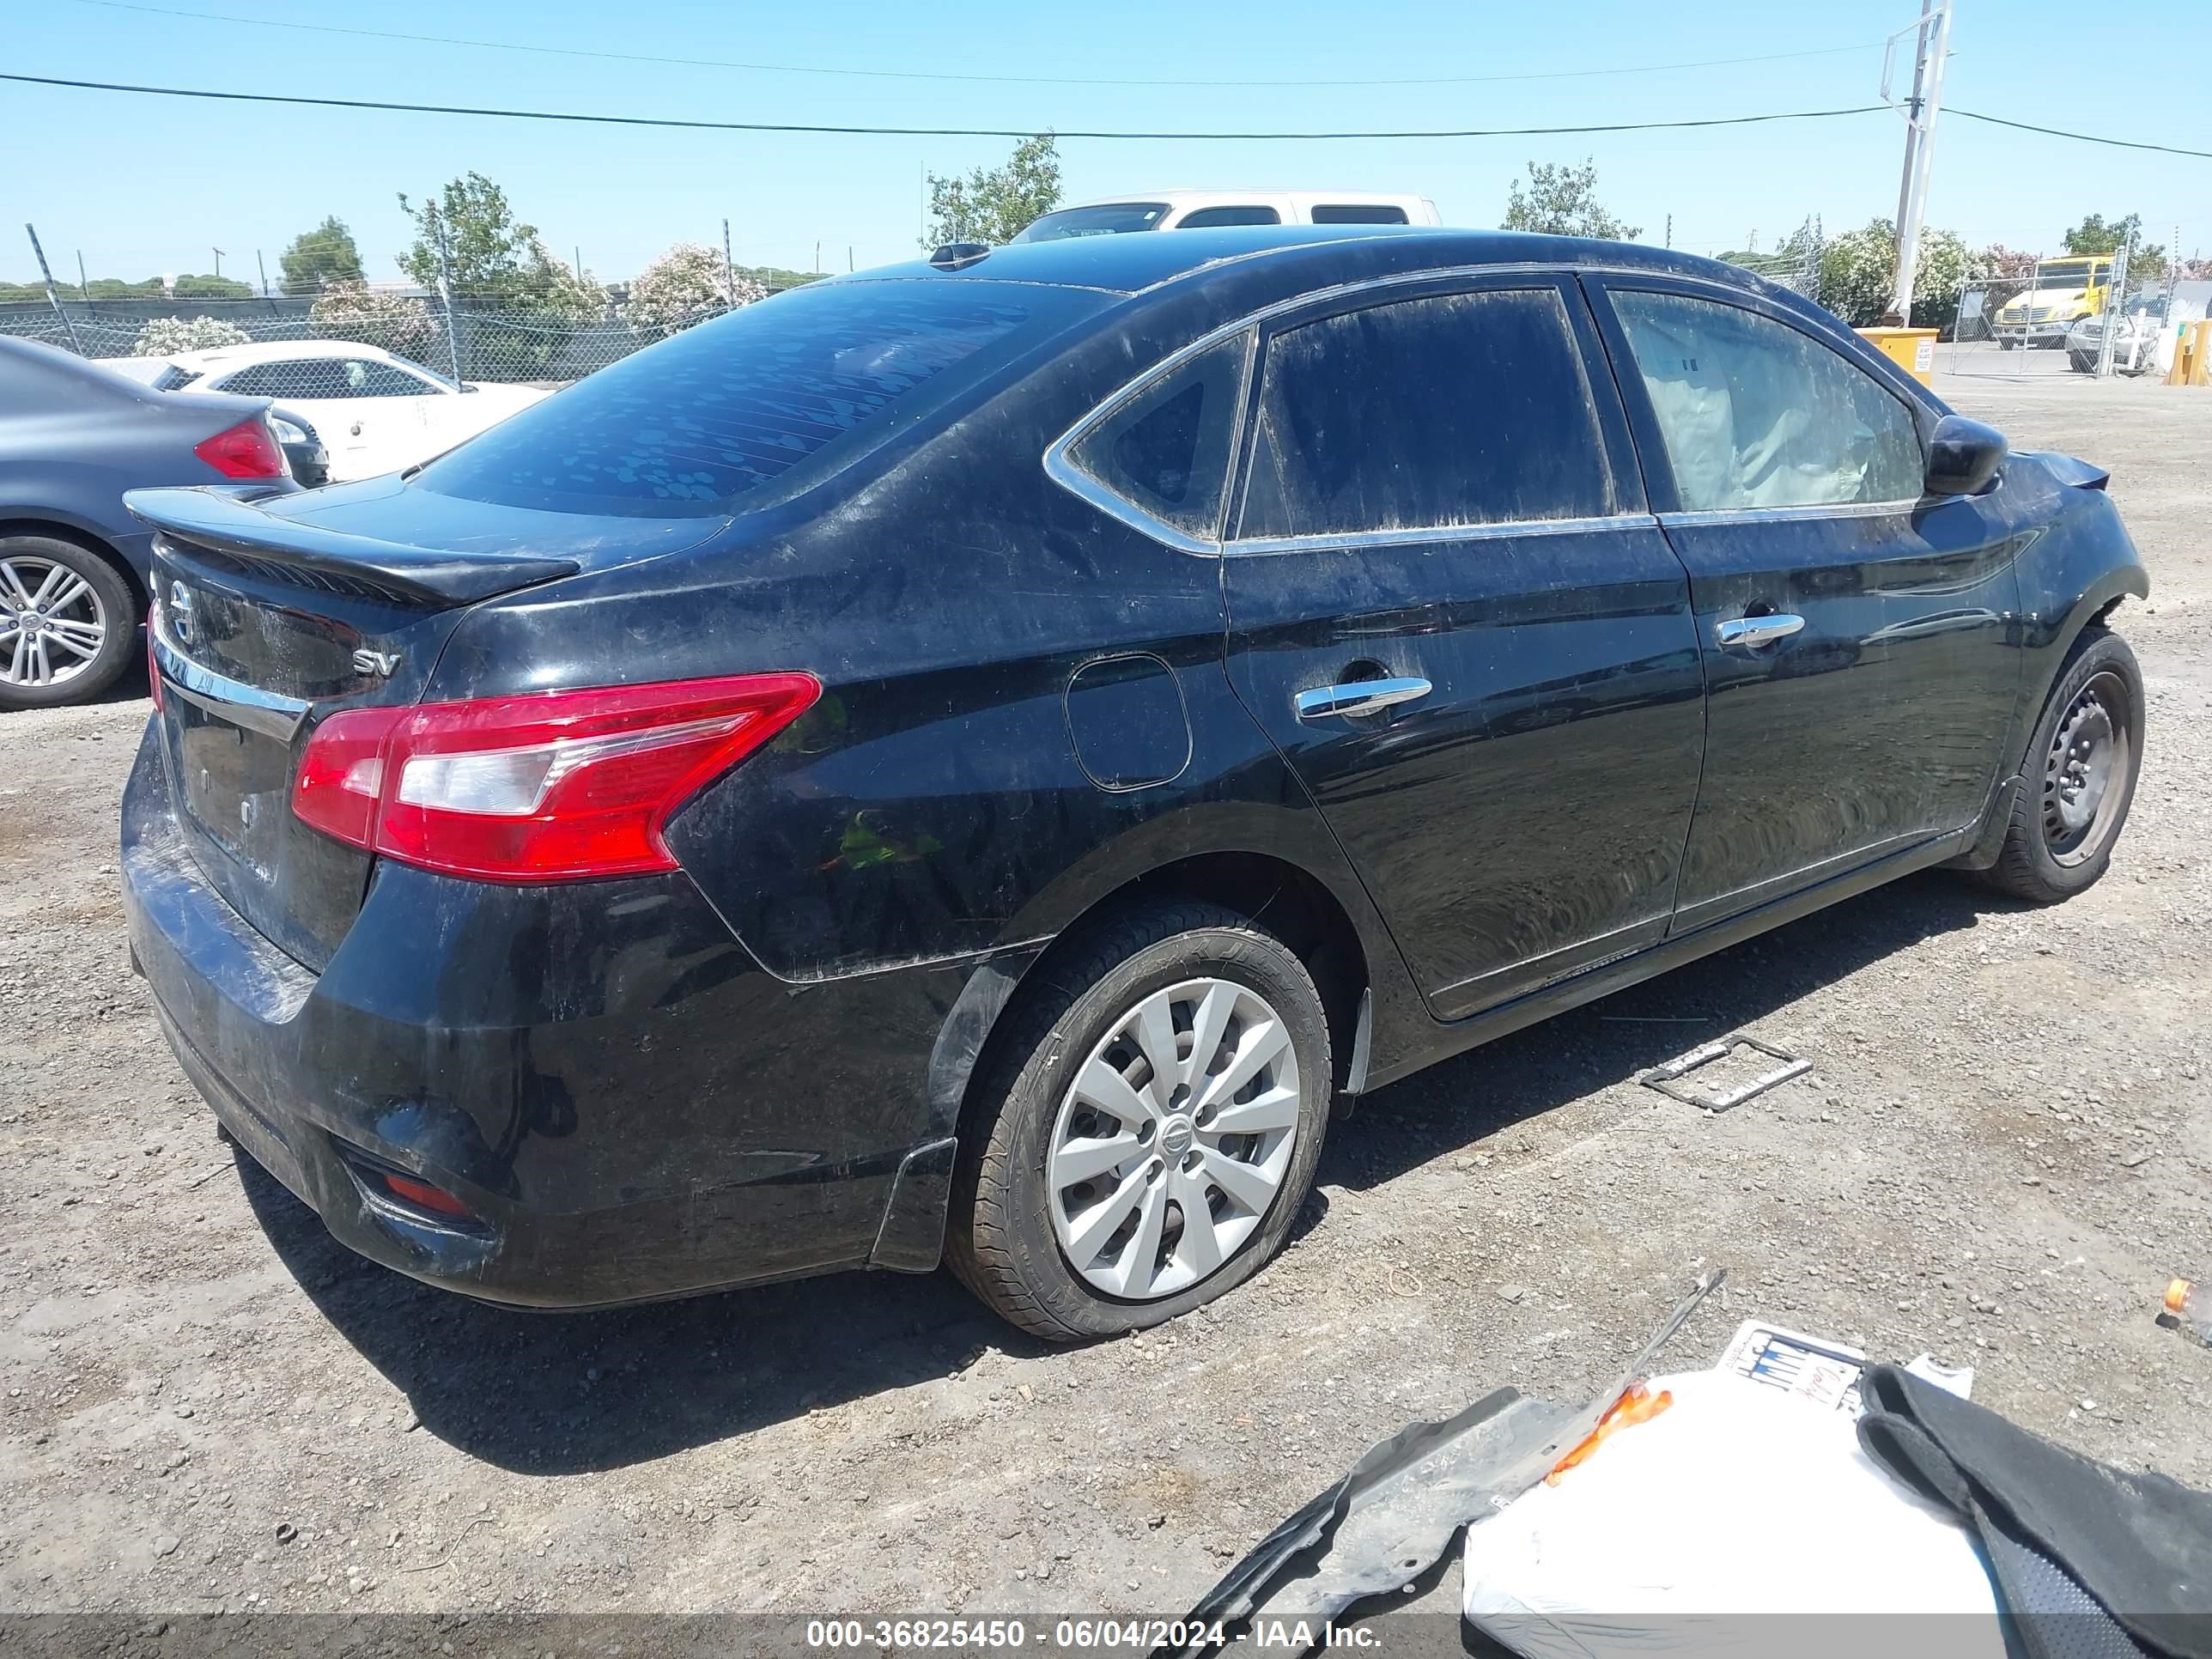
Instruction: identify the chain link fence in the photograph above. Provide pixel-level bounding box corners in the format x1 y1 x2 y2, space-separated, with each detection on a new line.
0 280 813 386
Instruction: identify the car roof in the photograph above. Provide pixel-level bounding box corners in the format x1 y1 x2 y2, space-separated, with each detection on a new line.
168 339 404 370
1060 188 1432 208
849 224 1769 300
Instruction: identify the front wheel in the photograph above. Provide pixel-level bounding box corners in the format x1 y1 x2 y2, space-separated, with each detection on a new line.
1975 626 2142 903
947 901 1333 1340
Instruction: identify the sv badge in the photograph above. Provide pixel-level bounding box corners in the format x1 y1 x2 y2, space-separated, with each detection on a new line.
351 647 401 678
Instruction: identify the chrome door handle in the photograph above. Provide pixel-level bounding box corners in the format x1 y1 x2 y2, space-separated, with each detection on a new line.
1294 676 1431 721
1715 613 1806 648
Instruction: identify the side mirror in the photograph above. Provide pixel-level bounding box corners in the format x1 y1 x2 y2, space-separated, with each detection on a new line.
1925 414 2007 496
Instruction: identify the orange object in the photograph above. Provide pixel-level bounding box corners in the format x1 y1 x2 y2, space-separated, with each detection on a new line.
1546 1381 1675 1486
2168 1279 2196 1315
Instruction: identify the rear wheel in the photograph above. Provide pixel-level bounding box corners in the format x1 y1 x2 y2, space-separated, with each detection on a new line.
0 536 139 711
947 901 1332 1340
1975 626 2142 903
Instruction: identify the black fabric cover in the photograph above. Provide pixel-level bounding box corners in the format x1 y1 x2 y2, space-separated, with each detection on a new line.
1857 1365 2212 1659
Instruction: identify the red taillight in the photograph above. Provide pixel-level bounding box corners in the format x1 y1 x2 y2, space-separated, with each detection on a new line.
145 625 163 711
380 1172 476 1219
290 673 820 883
193 416 286 480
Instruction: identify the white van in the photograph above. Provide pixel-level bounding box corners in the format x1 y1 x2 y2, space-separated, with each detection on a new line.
1010 190 1442 242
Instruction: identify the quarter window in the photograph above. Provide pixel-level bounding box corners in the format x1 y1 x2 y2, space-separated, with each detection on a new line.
1237 288 1615 540
1611 290 1924 511
1065 333 1249 540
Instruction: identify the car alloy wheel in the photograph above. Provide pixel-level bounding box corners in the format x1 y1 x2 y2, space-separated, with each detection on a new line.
0 554 108 689
1045 977 1301 1301
2041 667 2133 866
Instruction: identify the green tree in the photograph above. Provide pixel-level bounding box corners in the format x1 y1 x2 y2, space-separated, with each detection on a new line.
1501 160 1639 241
397 172 599 317
171 272 253 300
922 133 1061 248
2061 213 2166 280
278 216 365 294
397 172 605 380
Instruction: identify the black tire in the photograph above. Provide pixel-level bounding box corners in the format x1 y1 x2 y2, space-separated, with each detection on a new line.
946 900 1333 1341
1975 625 2142 903
0 535 141 712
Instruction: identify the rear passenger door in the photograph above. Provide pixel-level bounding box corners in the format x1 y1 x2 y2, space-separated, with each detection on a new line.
1587 278 2023 933
1221 276 1707 1021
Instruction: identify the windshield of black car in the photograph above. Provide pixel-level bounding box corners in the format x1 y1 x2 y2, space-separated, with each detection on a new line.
413 279 1106 517
1010 204 1170 242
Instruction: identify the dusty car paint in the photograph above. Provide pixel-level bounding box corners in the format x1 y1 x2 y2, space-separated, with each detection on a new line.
119 228 2147 1310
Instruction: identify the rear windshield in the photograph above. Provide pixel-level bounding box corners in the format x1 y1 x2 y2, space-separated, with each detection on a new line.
414 279 1104 517
1011 204 1170 243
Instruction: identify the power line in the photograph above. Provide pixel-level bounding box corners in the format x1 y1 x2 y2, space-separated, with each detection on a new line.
1949 108 2212 161
61 0 1888 91
0 74 1892 141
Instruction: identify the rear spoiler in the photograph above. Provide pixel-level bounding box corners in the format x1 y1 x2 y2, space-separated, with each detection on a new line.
124 486 580 606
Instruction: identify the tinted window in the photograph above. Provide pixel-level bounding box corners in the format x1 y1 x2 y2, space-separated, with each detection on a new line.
349 361 437 397
1237 289 1614 540
1310 204 1411 224
418 281 1103 516
1176 205 1282 228
1010 204 1170 243
1066 333 1248 538
1612 291 1923 511
216 361 350 399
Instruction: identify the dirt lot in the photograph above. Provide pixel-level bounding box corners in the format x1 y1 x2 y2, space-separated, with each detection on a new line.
4 358 2210 1638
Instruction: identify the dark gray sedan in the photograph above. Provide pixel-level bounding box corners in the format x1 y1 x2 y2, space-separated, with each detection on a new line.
0 337 297 709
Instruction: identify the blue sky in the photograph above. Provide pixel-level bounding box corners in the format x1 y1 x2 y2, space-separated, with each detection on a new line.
7 0 2207 286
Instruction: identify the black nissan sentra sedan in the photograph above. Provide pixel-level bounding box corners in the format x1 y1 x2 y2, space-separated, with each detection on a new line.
120 228 2147 1339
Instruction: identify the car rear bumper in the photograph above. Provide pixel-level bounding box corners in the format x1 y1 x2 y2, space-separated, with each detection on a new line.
119 718 963 1310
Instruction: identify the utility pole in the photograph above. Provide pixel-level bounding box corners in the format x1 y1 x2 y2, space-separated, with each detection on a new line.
432 211 466 386
75 250 88 300
24 224 82 354
722 217 735 304
255 249 269 299
212 246 225 280
1664 214 1672 251
1884 0 1954 323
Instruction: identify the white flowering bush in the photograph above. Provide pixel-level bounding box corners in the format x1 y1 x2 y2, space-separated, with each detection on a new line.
625 242 766 333
132 316 250 356
308 281 443 365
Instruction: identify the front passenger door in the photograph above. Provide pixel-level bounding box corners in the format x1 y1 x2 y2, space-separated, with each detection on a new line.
1590 280 2024 933
1222 277 1707 1021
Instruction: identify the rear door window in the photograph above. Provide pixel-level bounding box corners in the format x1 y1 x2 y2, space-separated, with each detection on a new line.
1176 205 1283 228
1310 204 1411 224
1062 332 1249 540
1610 289 1924 511
217 360 356 399
1237 288 1616 541
416 280 1105 516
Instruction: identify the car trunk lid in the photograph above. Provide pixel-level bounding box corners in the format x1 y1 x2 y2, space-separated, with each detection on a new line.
125 483 718 970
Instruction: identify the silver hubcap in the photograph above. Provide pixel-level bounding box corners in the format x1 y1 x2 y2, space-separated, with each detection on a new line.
2042 670 2132 866
1046 977 1302 1302
0 556 106 688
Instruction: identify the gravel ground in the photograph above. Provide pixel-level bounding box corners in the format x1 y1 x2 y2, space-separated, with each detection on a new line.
3 356 2209 1638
